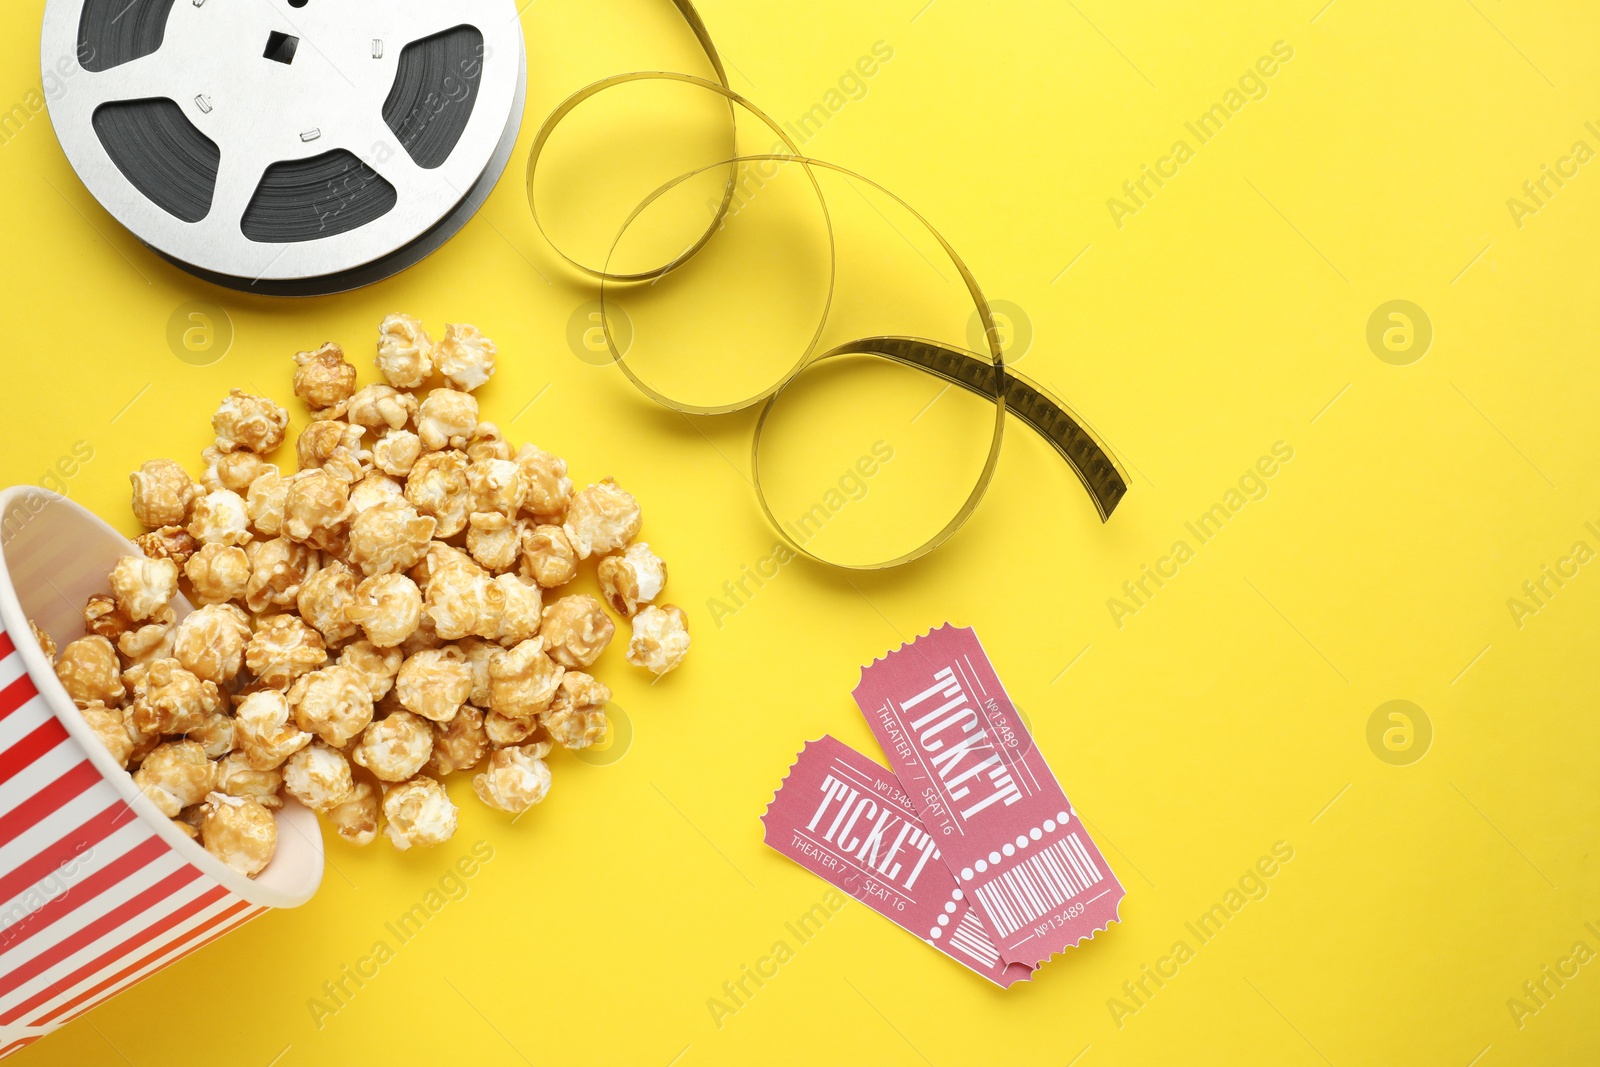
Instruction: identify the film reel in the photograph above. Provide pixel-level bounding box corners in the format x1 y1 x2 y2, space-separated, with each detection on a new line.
41 0 526 295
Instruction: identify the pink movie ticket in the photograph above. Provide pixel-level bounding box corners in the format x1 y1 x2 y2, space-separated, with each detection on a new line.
852 625 1123 967
762 736 1034 987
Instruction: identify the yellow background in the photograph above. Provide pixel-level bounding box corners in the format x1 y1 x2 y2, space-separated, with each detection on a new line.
3 0 1598 1063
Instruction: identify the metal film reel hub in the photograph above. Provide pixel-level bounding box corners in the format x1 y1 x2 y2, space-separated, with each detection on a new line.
42 0 526 295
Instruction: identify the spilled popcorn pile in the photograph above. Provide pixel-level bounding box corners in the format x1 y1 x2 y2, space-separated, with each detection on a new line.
32 315 688 877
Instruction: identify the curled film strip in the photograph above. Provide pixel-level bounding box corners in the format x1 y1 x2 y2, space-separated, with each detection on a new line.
527 1 1129 570
42 0 527 295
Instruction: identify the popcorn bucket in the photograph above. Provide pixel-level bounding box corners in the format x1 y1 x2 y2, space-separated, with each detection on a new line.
0 487 323 1059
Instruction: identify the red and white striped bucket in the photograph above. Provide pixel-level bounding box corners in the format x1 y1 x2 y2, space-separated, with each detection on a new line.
0 487 323 1059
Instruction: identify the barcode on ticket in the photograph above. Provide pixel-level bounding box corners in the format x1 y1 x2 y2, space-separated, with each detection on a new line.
945 910 1003 970
972 834 1104 936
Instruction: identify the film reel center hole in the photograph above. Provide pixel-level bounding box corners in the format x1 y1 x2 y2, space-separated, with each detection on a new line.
263 31 299 65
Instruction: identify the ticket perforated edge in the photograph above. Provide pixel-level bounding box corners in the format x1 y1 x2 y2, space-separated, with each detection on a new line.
761 736 1034 987
851 625 1123 967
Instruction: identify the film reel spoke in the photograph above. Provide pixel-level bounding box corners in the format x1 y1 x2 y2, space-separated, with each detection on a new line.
75 52 183 110
382 6 496 56
203 144 276 236
340 113 432 202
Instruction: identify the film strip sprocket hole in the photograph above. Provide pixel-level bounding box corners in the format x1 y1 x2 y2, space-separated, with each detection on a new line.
527 1 1129 569
42 0 527 295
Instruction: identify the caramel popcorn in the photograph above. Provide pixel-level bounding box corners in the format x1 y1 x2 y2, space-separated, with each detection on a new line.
83 594 131 643
296 560 358 645
326 777 381 846
405 450 471 537
117 608 177 672
213 754 284 809
245 466 289 538
467 422 513 463
466 511 521 572
467 458 526 517
373 429 423 478
284 742 356 811
421 546 504 641
472 744 552 814
382 776 457 849
135 741 217 818
563 479 641 559
349 471 405 514
627 605 691 676
338 640 403 702
488 639 563 720
494 574 543 646
281 469 352 552
199 793 277 876
348 499 436 576
417 389 478 452
200 446 274 495
234 689 311 770
598 542 667 617
29 620 56 662
376 313 433 389
85 312 685 864
123 706 160 767
56 635 125 707
458 637 495 708
288 665 374 747
351 711 434 782
323 448 368 491
347 384 418 432
130 658 220 735
213 390 288 454
185 543 250 606
542 672 610 750
399 621 444 656
244 614 327 690
427 705 489 776
293 342 358 413
406 539 457 590
435 323 498 392
188 707 236 759
541 594 615 669
395 647 474 722
172 604 251 684
244 537 320 614
188 489 253 547
514 445 573 523
134 525 198 567
484 710 544 748
130 459 198 528
83 700 134 766
519 524 578 588
296 419 365 475
348 573 423 648
110 555 178 621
